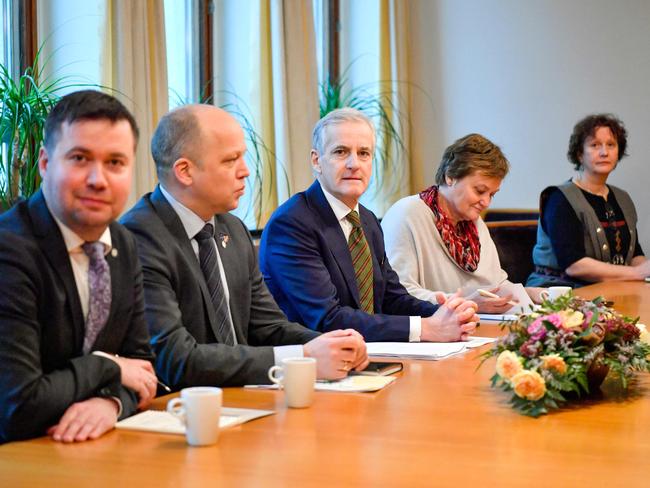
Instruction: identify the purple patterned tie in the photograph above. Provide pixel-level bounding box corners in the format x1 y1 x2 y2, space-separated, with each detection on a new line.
82 241 112 354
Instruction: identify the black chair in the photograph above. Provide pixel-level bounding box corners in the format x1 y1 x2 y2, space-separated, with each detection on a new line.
487 220 538 284
483 209 539 222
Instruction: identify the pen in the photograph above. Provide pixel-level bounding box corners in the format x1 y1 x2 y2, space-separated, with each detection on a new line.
114 354 172 393
477 289 518 307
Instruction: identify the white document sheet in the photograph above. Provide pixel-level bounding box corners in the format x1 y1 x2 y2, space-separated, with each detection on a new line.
465 281 535 321
115 407 275 435
366 336 495 360
499 282 535 314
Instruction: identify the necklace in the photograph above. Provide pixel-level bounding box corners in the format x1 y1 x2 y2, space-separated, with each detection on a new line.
573 176 609 199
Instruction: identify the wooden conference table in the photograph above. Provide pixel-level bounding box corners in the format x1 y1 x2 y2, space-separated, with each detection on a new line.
1 281 650 487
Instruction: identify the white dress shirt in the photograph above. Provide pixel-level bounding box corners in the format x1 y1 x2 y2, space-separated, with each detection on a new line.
159 185 302 362
320 186 422 341
45 195 122 415
49 211 112 321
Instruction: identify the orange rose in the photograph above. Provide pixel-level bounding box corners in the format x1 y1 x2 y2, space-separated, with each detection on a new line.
511 370 546 401
541 354 567 375
495 350 523 380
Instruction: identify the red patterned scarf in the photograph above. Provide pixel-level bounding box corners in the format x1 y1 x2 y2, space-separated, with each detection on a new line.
419 185 481 272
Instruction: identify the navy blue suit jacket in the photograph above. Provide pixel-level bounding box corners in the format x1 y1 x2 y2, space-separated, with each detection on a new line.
259 181 437 342
0 191 153 443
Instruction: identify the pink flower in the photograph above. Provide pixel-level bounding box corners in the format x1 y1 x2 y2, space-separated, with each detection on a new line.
543 313 563 329
527 318 547 341
519 340 540 358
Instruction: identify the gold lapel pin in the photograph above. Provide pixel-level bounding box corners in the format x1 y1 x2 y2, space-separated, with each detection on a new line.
219 233 229 249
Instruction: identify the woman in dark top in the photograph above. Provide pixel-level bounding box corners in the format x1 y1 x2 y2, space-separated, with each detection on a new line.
527 114 649 288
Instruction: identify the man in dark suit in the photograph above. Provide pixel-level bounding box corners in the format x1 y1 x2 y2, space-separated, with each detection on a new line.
121 104 367 390
0 91 157 444
259 108 479 342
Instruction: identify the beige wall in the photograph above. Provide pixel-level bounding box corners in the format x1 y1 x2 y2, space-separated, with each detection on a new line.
408 0 650 250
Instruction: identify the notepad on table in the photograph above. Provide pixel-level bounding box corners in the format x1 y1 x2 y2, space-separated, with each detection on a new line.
315 374 396 392
245 374 396 393
115 407 274 435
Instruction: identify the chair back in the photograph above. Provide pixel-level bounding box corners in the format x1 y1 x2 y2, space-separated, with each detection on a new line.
486 219 538 284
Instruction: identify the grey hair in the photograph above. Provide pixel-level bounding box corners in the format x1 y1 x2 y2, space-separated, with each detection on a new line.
311 107 376 155
151 105 202 181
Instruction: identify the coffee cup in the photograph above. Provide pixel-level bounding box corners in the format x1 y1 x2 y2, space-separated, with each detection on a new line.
268 357 316 408
167 386 222 446
540 286 572 301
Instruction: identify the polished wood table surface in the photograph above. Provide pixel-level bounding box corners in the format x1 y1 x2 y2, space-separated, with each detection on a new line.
2 281 650 487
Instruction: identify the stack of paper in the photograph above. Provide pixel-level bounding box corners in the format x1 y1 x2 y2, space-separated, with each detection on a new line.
366 336 495 360
477 313 518 322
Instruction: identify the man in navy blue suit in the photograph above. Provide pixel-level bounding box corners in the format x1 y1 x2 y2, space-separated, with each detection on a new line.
260 108 479 342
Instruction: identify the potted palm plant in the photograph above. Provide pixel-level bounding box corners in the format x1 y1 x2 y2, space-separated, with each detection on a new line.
0 57 62 210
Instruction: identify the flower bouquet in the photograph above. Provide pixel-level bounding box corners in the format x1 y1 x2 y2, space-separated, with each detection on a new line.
482 292 650 417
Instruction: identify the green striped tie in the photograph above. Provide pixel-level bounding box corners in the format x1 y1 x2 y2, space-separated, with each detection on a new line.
346 210 374 313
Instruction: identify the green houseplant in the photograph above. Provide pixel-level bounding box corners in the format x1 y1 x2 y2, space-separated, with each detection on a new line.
0 58 62 210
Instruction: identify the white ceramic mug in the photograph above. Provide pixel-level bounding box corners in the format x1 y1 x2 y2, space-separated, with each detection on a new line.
540 286 572 301
268 357 317 408
167 387 222 446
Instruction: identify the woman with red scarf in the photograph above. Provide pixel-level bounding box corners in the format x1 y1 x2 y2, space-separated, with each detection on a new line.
382 133 538 314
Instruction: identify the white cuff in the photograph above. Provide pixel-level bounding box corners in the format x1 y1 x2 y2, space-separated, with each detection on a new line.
92 351 117 361
109 396 123 418
409 316 422 342
273 345 304 365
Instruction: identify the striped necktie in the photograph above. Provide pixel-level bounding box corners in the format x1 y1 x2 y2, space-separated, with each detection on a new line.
194 223 235 346
81 241 111 353
346 210 374 313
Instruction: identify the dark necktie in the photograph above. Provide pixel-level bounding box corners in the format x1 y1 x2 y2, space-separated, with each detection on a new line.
346 211 374 313
82 241 112 354
195 223 235 345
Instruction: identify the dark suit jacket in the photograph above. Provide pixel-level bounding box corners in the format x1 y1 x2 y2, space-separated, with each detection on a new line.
259 181 438 342
0 191 153 443
120 186 319 390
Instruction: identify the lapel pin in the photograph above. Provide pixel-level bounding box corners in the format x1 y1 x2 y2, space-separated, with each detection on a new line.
111 248 118 257
219 233 229 249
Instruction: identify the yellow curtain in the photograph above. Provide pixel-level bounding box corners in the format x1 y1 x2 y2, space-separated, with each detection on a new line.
376 0 414 214
103 0 169 210
213 0 319 228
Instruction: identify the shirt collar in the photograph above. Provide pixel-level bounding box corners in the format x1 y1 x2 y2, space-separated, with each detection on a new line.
159 184 214 239
43 193 112 254
320 185 360 223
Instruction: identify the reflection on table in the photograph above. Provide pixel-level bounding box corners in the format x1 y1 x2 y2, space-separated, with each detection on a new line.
1 281 649 486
